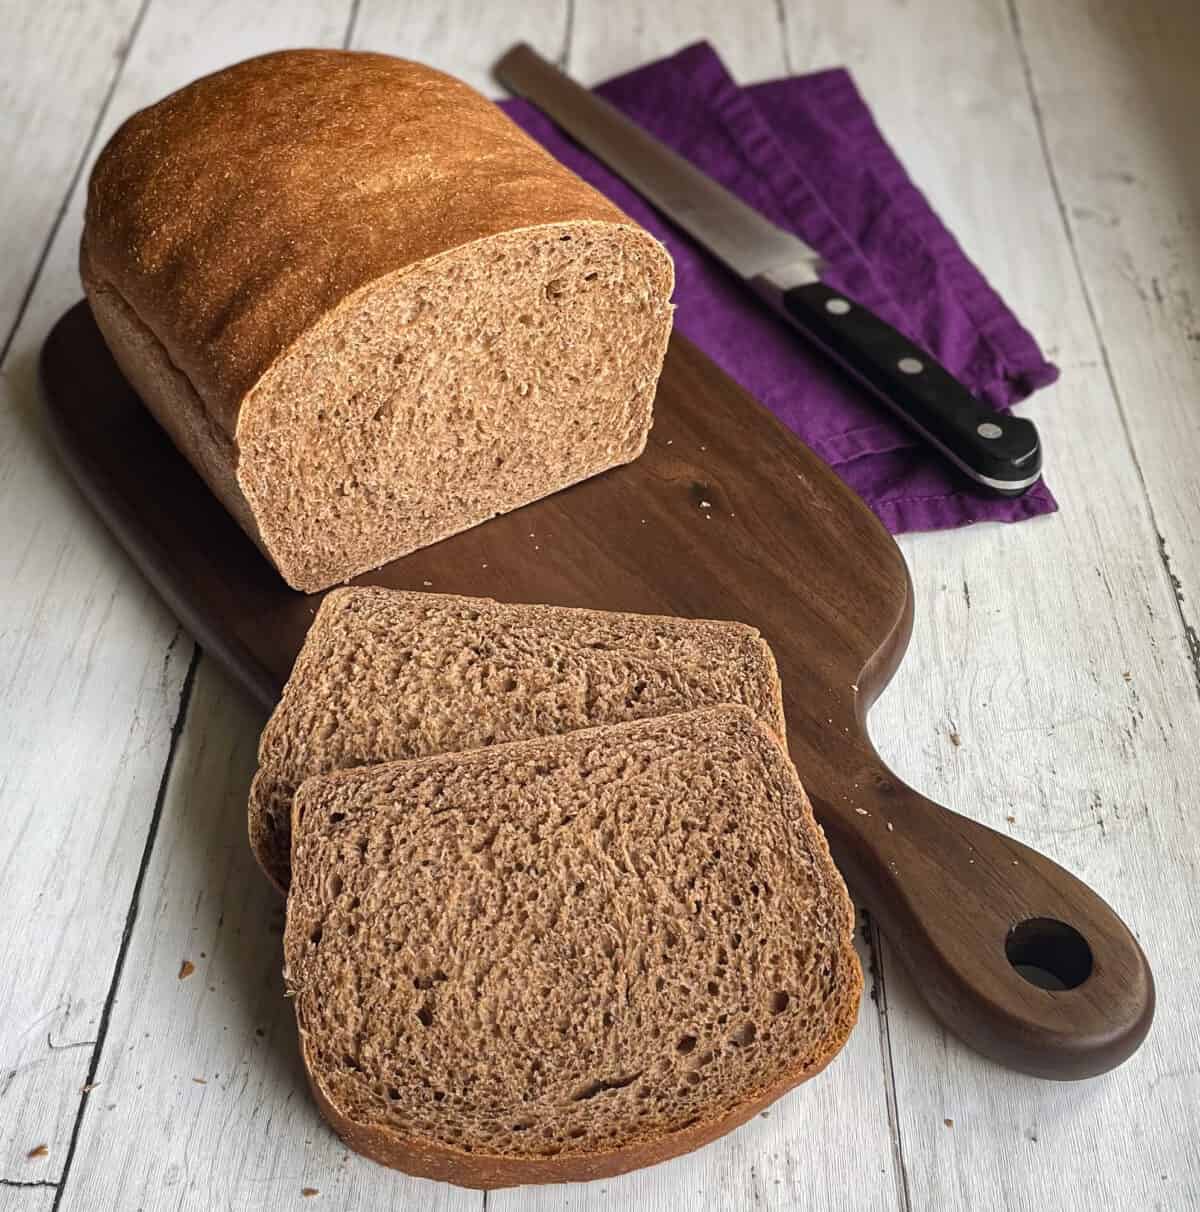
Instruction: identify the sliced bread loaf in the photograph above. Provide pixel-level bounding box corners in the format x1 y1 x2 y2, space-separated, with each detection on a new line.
250 587 786 891
81 50 674 591
284 705 860 1188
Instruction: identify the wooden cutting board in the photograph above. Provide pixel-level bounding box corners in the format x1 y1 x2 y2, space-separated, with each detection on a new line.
41 299 1152 1079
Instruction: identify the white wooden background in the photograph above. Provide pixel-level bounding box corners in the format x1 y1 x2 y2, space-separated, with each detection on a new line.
1 0 1198 1208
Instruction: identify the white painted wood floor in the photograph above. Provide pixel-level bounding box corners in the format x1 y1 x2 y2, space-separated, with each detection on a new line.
1 1 1198 1208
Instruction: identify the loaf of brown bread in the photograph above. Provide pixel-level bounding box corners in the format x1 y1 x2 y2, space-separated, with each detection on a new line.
80 50 674 591
251 587 786 891
285 706 861 1188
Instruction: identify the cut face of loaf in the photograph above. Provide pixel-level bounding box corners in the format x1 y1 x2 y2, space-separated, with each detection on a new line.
285 706 861 1189
234 223 670 591
250 587 786 892
80 50 674 591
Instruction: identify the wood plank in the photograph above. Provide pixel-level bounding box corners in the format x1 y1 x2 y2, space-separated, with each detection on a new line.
53 662 480 1212
350 0 565 95
783 0 1200 1206
1014 0 1200 790
486 6 900 1209
0 0 143 349
0 1186 55 1212
569 0 790 83
0 0 351 1191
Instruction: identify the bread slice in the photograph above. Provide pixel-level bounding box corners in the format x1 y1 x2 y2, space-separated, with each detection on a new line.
284 705 861 1188
80 50 674 592
250 587 786 892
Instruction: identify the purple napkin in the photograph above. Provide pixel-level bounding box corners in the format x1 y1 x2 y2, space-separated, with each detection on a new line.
500 42 1058 533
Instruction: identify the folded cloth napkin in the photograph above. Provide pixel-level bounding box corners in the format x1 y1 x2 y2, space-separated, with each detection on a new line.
500 42 1059 533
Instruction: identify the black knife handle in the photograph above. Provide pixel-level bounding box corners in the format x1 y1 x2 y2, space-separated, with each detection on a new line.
777 281 1042 495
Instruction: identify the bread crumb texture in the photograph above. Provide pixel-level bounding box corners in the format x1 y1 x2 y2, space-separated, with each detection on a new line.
284 706 860 1182
251 588 785 890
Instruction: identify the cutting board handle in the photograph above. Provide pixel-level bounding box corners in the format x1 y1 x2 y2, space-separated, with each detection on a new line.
822 761 1155 1079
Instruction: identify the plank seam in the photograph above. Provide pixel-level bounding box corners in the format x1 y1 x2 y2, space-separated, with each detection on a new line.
343 0 363 50
867 913 912 1212
773 0 794 75
48 639 201 1211
559 0 576 69
0 0 154 370
1007 0 1200 707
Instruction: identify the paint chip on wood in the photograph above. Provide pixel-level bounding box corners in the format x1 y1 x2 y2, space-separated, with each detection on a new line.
944 1118 954 1128
178 959 195 979
302 1189 320 1198
27 1143 48 1159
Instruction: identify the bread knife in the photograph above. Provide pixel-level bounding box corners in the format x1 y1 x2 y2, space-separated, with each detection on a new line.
495 44 1042 497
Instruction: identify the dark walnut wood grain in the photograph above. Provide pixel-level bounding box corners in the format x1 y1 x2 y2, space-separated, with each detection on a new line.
41 300 1153 1080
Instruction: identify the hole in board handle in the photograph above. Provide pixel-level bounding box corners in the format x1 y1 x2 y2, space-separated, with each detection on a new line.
1006 917 1094 990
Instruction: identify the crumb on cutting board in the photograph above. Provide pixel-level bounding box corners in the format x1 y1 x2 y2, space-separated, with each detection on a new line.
178 959 195 979
944 1118 954 1129
28 1144 48 1159
302 1188 320 1198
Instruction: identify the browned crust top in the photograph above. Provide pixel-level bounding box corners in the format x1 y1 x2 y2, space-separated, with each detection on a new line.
82 49 636 435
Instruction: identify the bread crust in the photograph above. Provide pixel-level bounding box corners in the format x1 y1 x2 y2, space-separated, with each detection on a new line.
81 251 268 553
